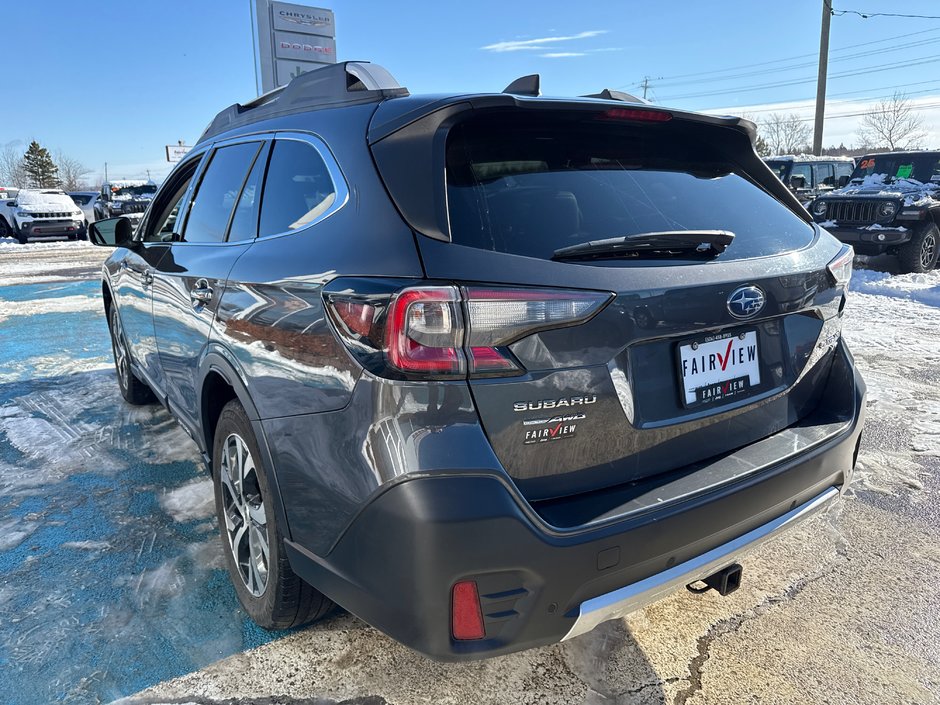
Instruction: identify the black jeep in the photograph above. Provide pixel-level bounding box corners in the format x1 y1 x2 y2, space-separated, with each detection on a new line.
809 151 940 273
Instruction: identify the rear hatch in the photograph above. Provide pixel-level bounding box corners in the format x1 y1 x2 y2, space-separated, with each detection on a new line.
369 99 848 501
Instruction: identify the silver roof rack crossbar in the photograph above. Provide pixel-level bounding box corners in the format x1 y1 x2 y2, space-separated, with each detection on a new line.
199 61 408 143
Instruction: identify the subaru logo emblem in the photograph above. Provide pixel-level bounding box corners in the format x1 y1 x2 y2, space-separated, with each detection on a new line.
727 286 765 319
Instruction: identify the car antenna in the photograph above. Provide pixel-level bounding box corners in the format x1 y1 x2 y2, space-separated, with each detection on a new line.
502 74 540 97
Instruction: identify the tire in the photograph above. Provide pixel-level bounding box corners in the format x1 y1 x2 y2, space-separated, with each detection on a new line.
212 399 333 630
108 306 156 405
0 218 11 237
898 223 939 274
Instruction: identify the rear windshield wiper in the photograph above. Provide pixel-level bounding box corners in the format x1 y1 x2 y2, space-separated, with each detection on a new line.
551 230 735 261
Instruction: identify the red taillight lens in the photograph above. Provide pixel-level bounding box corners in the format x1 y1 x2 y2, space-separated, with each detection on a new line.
326 282 611 380
386 287 466 376
451 580 485 641
596 108 672 122
332 300 376 338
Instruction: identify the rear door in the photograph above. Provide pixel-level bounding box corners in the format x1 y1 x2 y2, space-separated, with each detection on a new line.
151 137 269 433
389 108 842 500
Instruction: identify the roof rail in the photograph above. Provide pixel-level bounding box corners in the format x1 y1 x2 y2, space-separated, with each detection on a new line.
581 88 649 105
502 74 540 97
198 61 408 143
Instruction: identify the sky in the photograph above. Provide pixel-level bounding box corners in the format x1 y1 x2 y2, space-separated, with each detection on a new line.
3 0 940 184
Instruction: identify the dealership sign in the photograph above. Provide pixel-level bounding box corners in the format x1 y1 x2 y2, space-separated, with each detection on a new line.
165 144 192 163
253 1 335 94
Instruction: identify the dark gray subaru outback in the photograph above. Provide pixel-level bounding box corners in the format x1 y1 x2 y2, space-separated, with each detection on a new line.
88 62 865 660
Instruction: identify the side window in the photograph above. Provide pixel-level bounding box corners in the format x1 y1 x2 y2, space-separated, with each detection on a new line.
815 163 834 187
836 162 854 179
227 144 269 242
790 164 813 188
181 142 262 244
258 139 337 237
142 157 202 243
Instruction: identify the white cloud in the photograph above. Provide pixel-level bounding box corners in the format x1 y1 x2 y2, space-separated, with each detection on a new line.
482 30 607 53
541 52 587 58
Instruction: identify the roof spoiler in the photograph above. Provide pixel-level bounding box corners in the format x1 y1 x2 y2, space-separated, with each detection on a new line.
581 88 649 105
199 61 408 143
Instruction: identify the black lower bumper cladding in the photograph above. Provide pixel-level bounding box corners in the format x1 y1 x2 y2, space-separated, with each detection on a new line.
286 342 865 660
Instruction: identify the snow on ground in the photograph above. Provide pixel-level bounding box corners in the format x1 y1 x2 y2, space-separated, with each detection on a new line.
843 264 940 498
159 478 215 523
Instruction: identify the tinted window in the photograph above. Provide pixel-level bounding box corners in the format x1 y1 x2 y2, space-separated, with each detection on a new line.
259 139 336 237
790 164 813 187
183 142 262 243
815 163 834 187
852 154 940 183
71 194 92 205
836 162 854 178
143 157 202 243
446 113 814 262
228 145 268 242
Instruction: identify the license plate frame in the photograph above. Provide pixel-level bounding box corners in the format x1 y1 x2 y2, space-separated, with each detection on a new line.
676 329 762 409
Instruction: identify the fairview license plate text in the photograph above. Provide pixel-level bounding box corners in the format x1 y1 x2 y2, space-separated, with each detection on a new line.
679 331 760 406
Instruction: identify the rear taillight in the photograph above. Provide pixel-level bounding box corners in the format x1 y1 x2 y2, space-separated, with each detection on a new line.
386 287 466 375
325 281 611 380
451 580 485 641
827 245 854 289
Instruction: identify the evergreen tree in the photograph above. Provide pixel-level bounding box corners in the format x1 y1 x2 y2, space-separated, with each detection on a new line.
22 141 59 188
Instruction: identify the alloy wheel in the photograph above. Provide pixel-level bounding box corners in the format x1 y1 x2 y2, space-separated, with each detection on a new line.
110 309 130 392
219 433 269 597
921 232 937 270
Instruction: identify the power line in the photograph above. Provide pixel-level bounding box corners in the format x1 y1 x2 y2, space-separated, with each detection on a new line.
648 36 940 90
712 80 940 115
622 26 940 88
832 9 940 20
658 54 940 101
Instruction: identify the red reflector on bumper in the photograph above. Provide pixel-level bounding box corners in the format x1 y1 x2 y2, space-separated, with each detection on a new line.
451 580 485 640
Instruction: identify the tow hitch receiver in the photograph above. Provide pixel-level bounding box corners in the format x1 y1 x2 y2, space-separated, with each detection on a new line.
687 563 743 596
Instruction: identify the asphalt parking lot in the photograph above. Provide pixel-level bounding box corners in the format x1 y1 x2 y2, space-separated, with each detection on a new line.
1 242 939 705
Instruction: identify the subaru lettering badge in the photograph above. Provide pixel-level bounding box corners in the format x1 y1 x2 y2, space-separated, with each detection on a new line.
727 286 766 319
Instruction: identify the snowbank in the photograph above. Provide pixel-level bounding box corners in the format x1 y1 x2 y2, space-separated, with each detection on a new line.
851 267 940 309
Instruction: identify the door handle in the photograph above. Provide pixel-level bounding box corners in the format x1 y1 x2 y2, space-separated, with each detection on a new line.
190 279 213 307
142 269 154 287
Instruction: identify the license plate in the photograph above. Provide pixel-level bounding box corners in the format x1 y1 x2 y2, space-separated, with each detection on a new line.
678 331 760 407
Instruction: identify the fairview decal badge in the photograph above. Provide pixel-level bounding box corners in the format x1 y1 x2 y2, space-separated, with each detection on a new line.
524 422 578 444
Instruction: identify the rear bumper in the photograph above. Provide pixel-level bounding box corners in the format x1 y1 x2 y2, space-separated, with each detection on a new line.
285 342 865 660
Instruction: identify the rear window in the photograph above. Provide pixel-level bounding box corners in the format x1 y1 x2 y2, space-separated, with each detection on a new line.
445 113 814 261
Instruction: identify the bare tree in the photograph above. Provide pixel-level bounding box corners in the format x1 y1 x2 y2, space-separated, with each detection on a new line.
0 141 28 188
759 113 812 155
56 150 91 191
856 92 927 151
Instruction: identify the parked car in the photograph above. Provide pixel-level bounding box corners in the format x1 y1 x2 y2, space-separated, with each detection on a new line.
95 179 157 226
809 151 940 273
69 191 101 225
764 155 855 206
0 188 86 243
88 62 865 661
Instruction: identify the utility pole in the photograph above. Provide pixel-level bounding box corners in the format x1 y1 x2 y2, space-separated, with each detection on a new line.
104 162 108 183
641 76 651 100
813 0 832 155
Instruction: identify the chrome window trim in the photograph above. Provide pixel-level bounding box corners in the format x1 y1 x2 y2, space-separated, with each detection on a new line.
159 131 348 247
252 130 350 243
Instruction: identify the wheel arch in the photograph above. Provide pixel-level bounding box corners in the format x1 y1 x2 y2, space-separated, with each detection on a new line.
198 350 294 540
